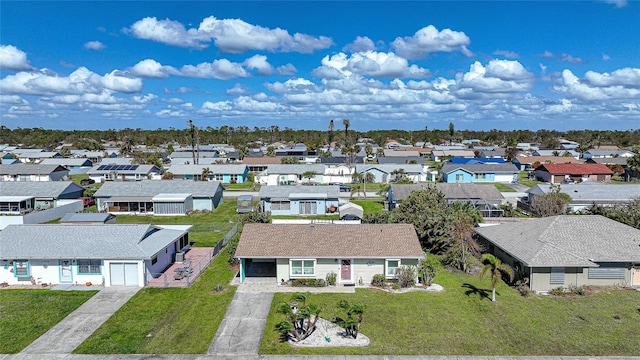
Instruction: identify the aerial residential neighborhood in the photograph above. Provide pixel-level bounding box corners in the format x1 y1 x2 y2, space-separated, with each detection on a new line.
2 0 640 358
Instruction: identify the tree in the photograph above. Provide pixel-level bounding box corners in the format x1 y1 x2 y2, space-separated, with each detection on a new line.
166 143 175 155
266 146 276 157
328 119 335 146
276 293 321 342
342 119 351 147
201 167 211 181
391 168 406 182
59 147 71 157
302 171 316 184
335 300 365 339
364 144 373 159
530 184 571 217
584 198 640 229
561 151 573 157
162 171 174 180
280 156 299 164
479 254 514 302
448 122 455 145
626 153 640 181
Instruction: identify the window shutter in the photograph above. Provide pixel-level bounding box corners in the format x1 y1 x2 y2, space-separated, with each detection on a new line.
550 267 564 284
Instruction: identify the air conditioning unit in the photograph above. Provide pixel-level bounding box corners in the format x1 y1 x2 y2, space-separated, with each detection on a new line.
175 252 185 263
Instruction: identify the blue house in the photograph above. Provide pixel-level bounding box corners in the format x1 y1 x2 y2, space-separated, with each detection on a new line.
441 163 519 183
167 164 249 183
449 157 506 165
259 185 340 216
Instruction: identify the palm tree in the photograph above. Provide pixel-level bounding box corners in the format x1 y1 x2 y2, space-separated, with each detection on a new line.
626 153 640 181
328 119 335 146
342 119 350 147
201 167 210 181
479 254 514 302
302 171 316 184
362 172 375 198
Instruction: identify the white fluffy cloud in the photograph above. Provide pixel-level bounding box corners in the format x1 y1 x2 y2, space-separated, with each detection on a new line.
493 49 519 59
127 16 333 53
391 25 472 59
343 36 376 53
313 51 431 79
455 60 534 95
243 55 274 76
554 68 640 101
84 41 106 50
180 59 249 80
0 67 143 95
129 59 178 78
0 45 33 71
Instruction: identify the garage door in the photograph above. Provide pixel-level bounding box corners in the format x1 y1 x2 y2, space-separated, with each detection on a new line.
110 262 139 286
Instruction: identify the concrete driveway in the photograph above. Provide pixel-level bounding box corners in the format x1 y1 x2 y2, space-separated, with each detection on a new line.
208 291 274 356
20 286 140 354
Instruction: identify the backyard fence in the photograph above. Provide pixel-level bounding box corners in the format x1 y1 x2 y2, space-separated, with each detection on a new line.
148 223 238 288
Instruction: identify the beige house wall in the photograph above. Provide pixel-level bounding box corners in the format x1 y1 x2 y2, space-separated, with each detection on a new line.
530 266 634 292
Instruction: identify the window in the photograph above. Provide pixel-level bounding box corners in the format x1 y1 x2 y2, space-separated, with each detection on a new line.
14 260 29 277
271 201 291 211
476 173 487 180
151 256 158 265
78 259 101 274
550 267 564 284
290 259 315 277
588 264 625 279
215 174 223 181
455 174 464 182
230 174 238 182
386 259 400 277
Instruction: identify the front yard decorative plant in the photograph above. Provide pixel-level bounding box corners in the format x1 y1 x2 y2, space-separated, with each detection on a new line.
325 271 337 286
276 293 321 342
371 274 385 287
335 299 365 339
395 265 417 288
479 254 514 302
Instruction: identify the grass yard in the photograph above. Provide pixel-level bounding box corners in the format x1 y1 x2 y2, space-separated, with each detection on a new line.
476 183 516 192
260 268 640 356
0 290 98 353
351 200 385 214
115 200 239 247
518 171 542 188
272 214 339 220
74 246 237 354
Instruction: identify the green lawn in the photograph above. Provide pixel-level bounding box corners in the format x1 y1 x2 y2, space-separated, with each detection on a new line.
518 171 542 188
476 183 515 192
351 200 385 214
74 247 237 354
272 214 339 220
0 290 98 353
115 200 239 247
260 268 640 356
224 182 260 191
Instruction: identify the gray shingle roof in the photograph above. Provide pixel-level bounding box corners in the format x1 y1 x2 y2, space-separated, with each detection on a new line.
390 183 504 201
527 183 640 203
0 164 68 175
0 181 84 198
40 159 93 166
87 164 160 175
167 164 248 175
93 180 222 198
355 164 424 174
235 224 424 258
441 163 519 174
0 224 186 260
474 215 640 267
60 213 116 223
259 185 340 199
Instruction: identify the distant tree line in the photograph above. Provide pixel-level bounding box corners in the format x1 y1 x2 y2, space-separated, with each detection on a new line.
1 124 639 150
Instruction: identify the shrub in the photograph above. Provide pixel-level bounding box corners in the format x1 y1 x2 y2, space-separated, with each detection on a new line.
514 279 533 297
396 265 417 288
568 284 585 295
326 271 337 286
213 283 224 292
418 262 436 286
291 278 326 287
391 283 400 290
549 286 565 296
371 274 386 287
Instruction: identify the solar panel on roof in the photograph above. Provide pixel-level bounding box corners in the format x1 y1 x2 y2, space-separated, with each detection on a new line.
131 165 139 170
97 165 107 170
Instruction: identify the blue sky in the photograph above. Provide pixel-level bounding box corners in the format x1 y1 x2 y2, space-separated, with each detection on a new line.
1 1 639 132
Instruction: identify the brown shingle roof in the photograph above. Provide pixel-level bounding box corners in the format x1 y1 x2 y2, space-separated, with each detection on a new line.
514 156 579 165
242 157 282 164
235 224 424 258
538 163 613 175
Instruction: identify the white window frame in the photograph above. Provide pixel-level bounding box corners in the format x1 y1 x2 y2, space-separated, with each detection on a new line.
290 259 316 278
386 259 400 278
455 174 464 182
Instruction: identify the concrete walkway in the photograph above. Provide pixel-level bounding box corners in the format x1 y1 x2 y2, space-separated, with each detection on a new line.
207 291 274 356
19 286 140 355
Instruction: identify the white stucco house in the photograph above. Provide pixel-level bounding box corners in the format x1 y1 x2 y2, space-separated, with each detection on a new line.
0 224 191 287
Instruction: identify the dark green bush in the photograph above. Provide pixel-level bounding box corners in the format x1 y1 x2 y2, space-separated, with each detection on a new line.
291 278 326 287
548 286 565 296
568 284 585 295
371 274 386 287
326 271 337 286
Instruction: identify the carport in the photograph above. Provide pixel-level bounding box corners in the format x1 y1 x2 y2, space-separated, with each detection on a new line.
241 258 277 280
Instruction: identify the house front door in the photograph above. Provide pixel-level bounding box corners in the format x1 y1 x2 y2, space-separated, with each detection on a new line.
341 260 352 283
60 260 72 283
633 266 640 286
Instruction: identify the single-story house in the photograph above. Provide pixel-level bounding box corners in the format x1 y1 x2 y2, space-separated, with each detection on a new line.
430 150 476 162
449 157 506 165
475 215 640 292
93 180 223 215
40 158 94 175
0 181 85 213
60 213 117 224
441 163 519 183
354 164 426 183
72 150 118 163
259 185 340 215
532 150 579 159
534 164 614 183
585 157 628 166
0 164 70 182
98 157 133 166
512 156 580 171
582 149 634 159
388 183 504 216
166 164 249 183
234 223 425 284
256 164 325 186
0 224 190 287
525 183 640 212
242 157 282 172
87 164 162 182
14 151 63 163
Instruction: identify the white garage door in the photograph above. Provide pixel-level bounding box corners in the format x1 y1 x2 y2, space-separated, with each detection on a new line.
110 262 139 286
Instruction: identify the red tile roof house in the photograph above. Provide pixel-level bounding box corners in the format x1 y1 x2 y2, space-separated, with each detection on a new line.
534 164 614 183
234 224 425 285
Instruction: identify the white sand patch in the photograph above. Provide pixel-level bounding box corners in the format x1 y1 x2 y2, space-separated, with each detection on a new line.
288 318 370 347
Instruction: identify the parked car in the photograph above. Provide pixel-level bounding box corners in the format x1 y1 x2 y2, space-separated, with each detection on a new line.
80 178 95 186
561 179 575 184
81 197 96 207
339 184 351 192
